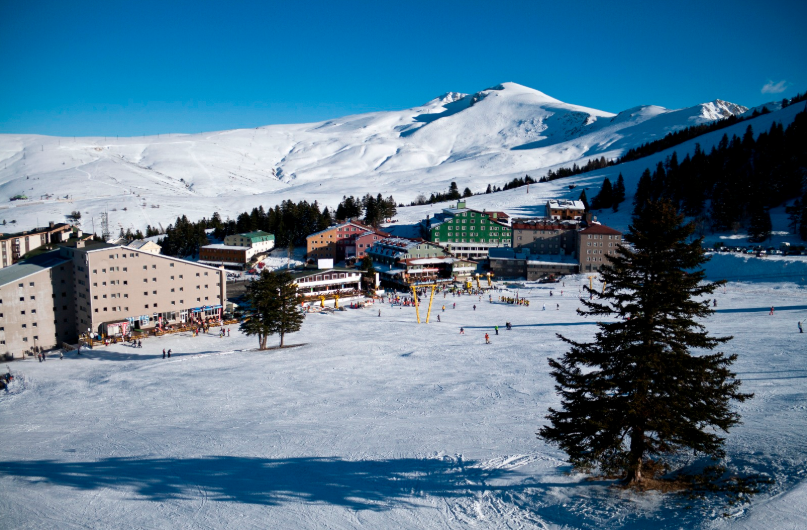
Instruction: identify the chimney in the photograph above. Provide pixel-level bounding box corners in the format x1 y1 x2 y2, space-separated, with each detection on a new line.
76 240 85 248
49 221 54 228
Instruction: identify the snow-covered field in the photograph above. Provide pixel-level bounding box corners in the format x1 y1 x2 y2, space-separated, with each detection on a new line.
2 262 806 529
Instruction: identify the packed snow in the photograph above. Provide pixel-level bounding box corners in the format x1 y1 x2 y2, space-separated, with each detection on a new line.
1 257 806 528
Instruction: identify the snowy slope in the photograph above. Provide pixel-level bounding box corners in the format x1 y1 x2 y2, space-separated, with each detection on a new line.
0 82 758 234
1 270 806 528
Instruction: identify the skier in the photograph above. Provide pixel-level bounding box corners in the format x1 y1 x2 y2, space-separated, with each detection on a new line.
378 309 381 317
550 291 553 297
713 299 717 308
59 351 63 360
163 349 166 359
485 333 490 344
442 305 446 312
770 306 775 315
138 340 142 348
167 349 172 358
495 326 499 335
460 327 465 335
542 304 546 311
227 328 230 337
799 320 803 333
437 314 441 322
557 304 559 310
473 305 476 311
453 303 456 309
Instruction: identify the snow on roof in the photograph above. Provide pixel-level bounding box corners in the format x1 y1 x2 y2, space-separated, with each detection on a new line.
547 199 585 210
201 243 249 250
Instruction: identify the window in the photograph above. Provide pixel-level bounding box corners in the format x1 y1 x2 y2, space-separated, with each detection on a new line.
103 307 107 311
143 279 147 283
170 263 174 267
171 288 175 292
152 278 157 282
204 272 208 276
153 290 157 295
152 264 156 269
144 292 148 296
153 303 157 307
20 310 25 315
196 273 200 277
170 276 174 280
19 297 24 302
143 265 147 270
123 267 127 272
123 280 127 285
145 305 149 309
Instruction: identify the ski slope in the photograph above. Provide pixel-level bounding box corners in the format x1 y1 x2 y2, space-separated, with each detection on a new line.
1 259 806 528
0 82 775 235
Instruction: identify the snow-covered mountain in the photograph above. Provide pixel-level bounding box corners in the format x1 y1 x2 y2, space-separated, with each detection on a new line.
0 82 757 232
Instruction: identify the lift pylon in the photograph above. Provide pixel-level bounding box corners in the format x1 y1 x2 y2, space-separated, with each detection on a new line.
411 284 438 323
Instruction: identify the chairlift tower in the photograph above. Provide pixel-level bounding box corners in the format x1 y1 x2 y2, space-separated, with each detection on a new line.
101 211 111 242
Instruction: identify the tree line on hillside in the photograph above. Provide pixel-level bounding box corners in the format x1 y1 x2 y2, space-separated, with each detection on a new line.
626 104 807 241
408 181 472 206
335 194 397 227
158 200 333 257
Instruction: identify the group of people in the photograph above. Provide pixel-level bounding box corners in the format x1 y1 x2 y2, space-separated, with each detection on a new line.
499 296 530 306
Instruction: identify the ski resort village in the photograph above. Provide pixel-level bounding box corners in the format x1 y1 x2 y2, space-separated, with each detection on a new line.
1 5 807 522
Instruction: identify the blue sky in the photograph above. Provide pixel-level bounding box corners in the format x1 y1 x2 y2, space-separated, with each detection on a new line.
1 0 805 137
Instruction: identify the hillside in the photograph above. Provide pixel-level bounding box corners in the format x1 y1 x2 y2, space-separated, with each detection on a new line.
0 82 766 234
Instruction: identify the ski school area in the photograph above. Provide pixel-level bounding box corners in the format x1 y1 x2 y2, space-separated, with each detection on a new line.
1 267 807 529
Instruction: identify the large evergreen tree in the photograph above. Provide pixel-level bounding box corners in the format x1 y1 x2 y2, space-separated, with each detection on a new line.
539 200 751 485
612 174 626 212
240 270 305 349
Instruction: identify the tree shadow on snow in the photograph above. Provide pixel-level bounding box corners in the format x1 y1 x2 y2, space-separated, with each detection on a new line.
0 456 532 511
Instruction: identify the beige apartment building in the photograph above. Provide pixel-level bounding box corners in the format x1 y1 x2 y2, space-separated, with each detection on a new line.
64 241 226 336
0 253 76 357
0 240 227 356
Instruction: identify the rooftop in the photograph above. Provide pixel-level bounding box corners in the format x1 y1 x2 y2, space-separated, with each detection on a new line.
238 230 275 241
0 251 71 287
547 199 585 210
580 223 622 235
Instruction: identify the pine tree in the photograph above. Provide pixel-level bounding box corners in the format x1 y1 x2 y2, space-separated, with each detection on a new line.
463 187 473 198
539 200 751 485
632 169 652 216
612 173 626 212
747 205 772 243
240 270 305 349
578 190 590 212
591 178 613 210
448 181 461 200
486 184 492 194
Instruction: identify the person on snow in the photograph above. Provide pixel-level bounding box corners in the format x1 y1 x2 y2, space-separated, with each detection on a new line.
473 305 476 311
485 333 490 344
163 349 166 359
713 299 717 308
556 304 559 310
167 349 172 358
378 309 381 317
542 304 546 311
495 326 499 335
437 314 441 322
770 306 775 315
799 320 804 333
453 303 456 309
460 327 465 335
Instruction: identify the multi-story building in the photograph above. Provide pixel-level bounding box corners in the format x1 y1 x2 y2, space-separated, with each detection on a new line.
511 218 579 255
546 199 586 220
0 253 76 357
349 230 389 261
1 239 228 354
422 201 512 260
224 231 275 253
290 268 363 299
366 237 476 286
0 222 73 268
488 248 578 280
578 223 623 272
199 244 255 270
306 220 373 262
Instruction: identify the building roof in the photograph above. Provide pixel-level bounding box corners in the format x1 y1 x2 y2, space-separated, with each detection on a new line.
238 230 275 241
201 244 249 250
579 223 622 235
128 239 161 250
306 220 370 239
289 267 360 280
547 199 585 210
0 251 71 287
0 222 71 240
512 219 579 230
